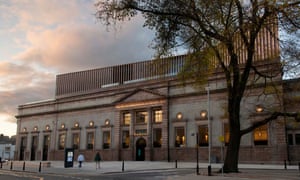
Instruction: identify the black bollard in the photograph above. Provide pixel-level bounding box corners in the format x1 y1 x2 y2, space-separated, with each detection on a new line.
284 160 287 170
298 162 300 172
38 162 41 172
0 161 2 169
175 160 177 168
122 160 124 172
10 161 13 170
23 161 25 171
208 165 211 176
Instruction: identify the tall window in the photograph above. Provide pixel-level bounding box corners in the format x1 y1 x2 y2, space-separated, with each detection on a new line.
123 112 131 125
136 111 148 124
175 127 185 147
87 132 94 150
224 123 230 145
153 110 163 123
153 128 162 147
295 134 300 145
72 133 80 149
122 130 130 148
199 125 208 146
103 131 111 149
58 133 66 150
254 124 268 145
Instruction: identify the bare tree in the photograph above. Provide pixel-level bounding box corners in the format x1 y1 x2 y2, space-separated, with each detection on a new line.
95 0 300 172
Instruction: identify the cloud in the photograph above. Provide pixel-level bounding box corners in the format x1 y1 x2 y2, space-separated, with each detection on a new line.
14 16 155 73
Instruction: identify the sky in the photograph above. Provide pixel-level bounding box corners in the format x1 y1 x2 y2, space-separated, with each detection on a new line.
0 0 155 137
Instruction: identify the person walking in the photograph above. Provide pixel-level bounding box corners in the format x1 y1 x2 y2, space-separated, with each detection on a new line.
77 153 85 168
94 152 101 169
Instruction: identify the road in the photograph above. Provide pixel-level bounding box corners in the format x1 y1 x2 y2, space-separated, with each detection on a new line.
0 168 195 180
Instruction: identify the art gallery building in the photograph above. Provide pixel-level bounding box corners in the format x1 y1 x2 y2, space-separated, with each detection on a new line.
14 28 300 164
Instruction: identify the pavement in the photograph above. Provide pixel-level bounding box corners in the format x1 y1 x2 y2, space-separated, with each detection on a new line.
0 160 299 179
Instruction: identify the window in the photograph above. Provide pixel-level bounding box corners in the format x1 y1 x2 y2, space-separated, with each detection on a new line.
199 125 208 146
103 131 111 149
295 134 300 145
122 130 130 148
123 112 131 125
136 111 148 124
87 132 94 150
153 110 163 123
224 123 230 145
288 134 294 145
175 127 185 147
72 133 80 149
153 128 162 147
254 124 268 145
58 134 66 150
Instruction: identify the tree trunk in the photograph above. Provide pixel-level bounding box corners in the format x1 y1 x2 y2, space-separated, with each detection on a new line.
223 127 241 173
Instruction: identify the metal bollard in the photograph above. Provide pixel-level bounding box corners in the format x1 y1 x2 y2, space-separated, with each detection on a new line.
39 162 41 172
23 161 25 171
298 162 300 172
10 161 13 170
208 165 211 176
284 160 287 170
122 160 124 172
0 161 2 169
175 160 177 168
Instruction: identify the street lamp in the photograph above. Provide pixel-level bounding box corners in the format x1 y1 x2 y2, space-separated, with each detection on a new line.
205 86 211 176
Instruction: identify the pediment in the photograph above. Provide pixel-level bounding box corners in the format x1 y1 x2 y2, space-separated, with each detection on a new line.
115 88 166 104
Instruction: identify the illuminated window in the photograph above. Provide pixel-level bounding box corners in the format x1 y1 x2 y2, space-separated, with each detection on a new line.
122 130 130 148
72 133 80 149
153 110 163 123
87 132 94 149
254 124 268 145
123 112 131 125
153 128 162 148
58 133 66 150
136 111 148 124
103 131 111 149
175 127 185 147
198 125 208 146
224 123 230 145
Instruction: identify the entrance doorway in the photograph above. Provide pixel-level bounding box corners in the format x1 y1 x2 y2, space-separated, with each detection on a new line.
136 138 146 161
42 135 50 161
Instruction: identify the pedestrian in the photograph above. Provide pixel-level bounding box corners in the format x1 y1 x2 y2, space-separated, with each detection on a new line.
77 153 84 168
94 152 101 169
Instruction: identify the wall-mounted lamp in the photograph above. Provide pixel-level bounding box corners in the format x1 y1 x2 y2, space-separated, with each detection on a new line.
33 126 38 131
256 105 264 113
89 121 94 127
176 112 183 120
45 125 50 130
23 127 27 132
200 110 207 119
61 123 65 129
74 122 79 128
105 119 110 125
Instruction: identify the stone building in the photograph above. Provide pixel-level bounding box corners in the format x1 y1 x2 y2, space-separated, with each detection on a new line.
15 24 300 164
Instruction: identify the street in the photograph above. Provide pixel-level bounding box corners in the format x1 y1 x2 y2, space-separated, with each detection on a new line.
0 168 195 180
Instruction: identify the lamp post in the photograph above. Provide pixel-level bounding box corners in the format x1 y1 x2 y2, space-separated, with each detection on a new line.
205 86 211 175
